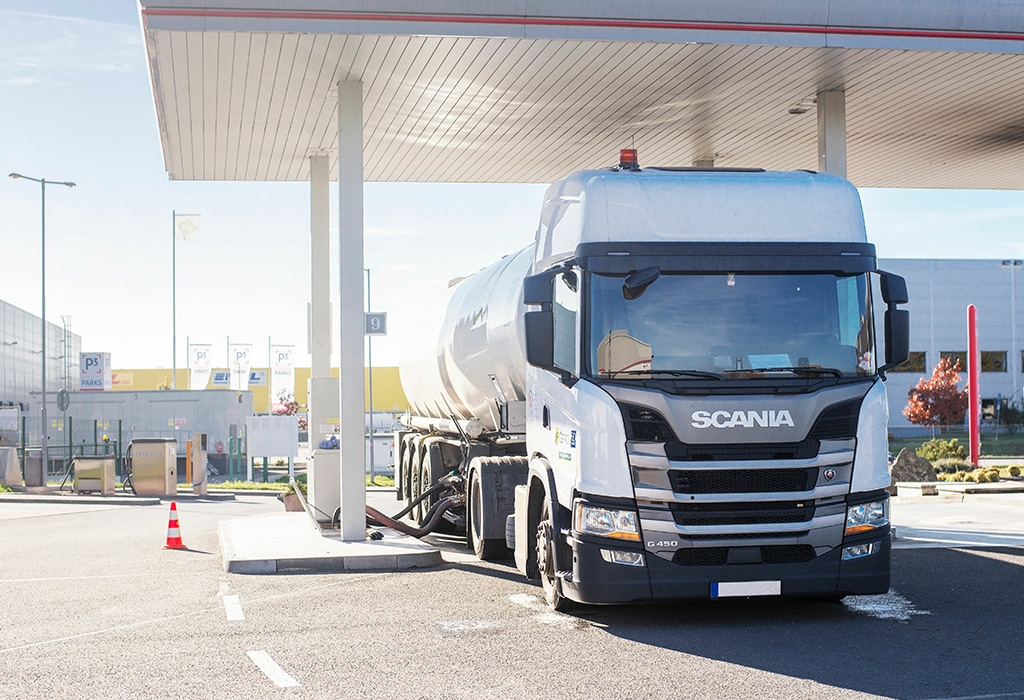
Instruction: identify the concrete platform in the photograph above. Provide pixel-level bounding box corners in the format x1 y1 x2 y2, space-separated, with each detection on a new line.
895 479 1024 506
0 491 161 506
217 511 442 574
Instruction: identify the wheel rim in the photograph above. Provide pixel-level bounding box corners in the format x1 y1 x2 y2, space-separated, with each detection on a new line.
535 507 556 599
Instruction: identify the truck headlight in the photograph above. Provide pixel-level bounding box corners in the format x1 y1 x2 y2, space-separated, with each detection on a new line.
574 503 640 541
845 498 888 536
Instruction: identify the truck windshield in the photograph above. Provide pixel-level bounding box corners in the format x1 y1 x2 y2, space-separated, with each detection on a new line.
587 271 874 379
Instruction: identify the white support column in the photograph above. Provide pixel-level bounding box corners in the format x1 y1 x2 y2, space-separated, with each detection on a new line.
306 154 340 518
816 90 847 178
337 80 366 541
310 155 331 379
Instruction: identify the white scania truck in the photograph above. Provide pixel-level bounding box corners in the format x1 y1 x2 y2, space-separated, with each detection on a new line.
395 153 909 610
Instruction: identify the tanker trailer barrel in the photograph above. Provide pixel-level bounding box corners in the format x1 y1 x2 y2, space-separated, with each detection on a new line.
399 245 535 431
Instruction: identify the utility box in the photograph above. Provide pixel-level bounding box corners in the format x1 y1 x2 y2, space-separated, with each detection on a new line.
73 455 115 495
24 452 44 488
0 447 21 487
131 438 177 496
190 433 208 495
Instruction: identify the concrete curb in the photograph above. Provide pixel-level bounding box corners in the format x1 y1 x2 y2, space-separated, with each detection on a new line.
218 512 442 574
0 492 161 506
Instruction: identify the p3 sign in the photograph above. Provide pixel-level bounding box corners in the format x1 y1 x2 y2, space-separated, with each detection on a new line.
80 352 111 392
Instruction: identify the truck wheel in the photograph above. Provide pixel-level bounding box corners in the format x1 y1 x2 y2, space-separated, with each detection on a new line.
536 498 577 612
470 470 510 560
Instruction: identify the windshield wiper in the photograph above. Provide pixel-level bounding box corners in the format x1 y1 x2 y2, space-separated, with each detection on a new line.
726 366 845 378
605 369 724 380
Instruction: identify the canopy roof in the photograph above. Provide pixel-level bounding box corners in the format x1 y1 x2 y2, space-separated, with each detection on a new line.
140 2 1024 187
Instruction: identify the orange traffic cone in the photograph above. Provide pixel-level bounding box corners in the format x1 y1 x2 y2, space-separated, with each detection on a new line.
163 501 188 550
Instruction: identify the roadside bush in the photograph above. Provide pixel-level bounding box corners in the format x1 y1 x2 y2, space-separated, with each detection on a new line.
1010 466 1021 477
916 438 968 462
932 458 973 474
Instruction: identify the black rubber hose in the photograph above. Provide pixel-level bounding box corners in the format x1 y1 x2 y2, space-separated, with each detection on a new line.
366 497 458 538
392 475 457 521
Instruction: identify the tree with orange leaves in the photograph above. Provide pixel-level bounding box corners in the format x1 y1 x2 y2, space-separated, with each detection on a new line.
903 357 968 430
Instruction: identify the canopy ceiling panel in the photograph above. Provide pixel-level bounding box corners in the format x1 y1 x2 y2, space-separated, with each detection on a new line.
141 2 1024 188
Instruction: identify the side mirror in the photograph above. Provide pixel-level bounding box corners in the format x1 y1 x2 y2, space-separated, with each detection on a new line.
876 270 909 376
879 272 908 305
523 272 553 305
524 311 555 370
880 309 910 372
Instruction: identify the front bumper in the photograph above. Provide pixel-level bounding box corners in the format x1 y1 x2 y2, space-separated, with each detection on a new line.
560 529 891 604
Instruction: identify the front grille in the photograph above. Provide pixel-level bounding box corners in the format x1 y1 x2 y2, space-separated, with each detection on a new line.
672 544 817 566
762 545 817 564
664 439 819 461
669 500 815 526
809 399 861 440
622 405 675 441
668 468 818 494
622 397 863 462
673 548 729 566
683 531 809 540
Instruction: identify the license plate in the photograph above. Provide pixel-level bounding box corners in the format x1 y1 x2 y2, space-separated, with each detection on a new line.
711 580 782 598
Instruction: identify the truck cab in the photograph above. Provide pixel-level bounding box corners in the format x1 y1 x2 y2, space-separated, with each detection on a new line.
515 164 909 609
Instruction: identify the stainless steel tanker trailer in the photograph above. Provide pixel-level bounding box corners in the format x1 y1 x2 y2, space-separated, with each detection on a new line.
391 151 910 610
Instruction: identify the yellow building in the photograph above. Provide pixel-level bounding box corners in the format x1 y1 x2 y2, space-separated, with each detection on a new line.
111 366 408 413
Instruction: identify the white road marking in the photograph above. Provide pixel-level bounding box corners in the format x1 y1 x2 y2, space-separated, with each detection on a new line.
842 588 930 621
218 581 230 596
223 594 245 621
918 693 1024 700
247 650 300 688
0 575 379 654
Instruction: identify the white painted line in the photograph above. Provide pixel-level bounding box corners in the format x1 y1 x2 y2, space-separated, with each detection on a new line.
247 650 300 688
223 595 245 621
918 692 1024 700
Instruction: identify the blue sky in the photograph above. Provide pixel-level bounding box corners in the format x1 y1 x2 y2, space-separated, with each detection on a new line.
3 2 1024 369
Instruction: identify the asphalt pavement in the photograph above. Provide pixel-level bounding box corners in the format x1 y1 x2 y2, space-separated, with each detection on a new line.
1 491 1024 699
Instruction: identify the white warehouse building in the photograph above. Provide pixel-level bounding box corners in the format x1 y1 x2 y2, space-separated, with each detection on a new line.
876 258 1022 434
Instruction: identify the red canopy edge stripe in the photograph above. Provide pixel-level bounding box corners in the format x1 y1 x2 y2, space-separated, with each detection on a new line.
140 8 1024 43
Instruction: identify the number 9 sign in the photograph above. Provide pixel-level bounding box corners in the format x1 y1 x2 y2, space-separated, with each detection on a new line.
364 312 387 336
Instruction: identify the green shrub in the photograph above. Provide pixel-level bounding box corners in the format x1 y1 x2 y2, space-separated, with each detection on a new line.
1010 466 1021 477
916 438 968 462
932 458 973 474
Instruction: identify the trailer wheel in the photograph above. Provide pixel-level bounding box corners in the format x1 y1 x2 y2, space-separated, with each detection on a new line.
469 470 511 560
536 498 577 612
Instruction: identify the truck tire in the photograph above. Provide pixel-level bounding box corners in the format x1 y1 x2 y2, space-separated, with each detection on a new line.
536 498 577 612
469 469 511 560
399 436 414 506
408 436 424 521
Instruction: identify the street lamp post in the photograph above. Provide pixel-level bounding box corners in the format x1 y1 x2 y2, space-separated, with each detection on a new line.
9 172 75 484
